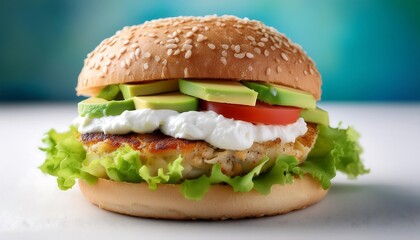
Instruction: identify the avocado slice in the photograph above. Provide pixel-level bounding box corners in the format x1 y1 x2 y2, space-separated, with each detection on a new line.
179 79 257 106
78 98 135 118
242 81 316 109
300 107 329 126
96 85 121 100
133 92 198 112
120 79 179 99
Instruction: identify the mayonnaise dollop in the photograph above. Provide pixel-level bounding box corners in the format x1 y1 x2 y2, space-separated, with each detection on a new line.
73 110 307 151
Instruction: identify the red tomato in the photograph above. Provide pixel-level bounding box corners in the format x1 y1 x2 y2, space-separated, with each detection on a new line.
199 100 301 125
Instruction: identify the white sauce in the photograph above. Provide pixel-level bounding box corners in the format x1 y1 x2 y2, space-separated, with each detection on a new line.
73 109 307 151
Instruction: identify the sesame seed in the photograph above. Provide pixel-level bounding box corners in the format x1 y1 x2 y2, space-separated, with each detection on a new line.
174 37 180 43
254 48 261 54
277 66 282 73
185 50 192 59
261 37 268 42
172 31 178 37
183 44 192 50
167 49 173 56
204 26 209 31
185 31 193 38
309 68 315 75
271 46 276 51
122 39 129 45
184 67 189 77
173 49 180 55
116 52 121 60
266 68 271 75
154 39 160 44
105 59 111 66
248 65 253 71
197 34 207 42
192 26 198 32
167 39 176 44
109 39 117 46
275 57 280 63
120 47 127 54
208 43 216 49
185 39 193 45
130 43 138 49
166 44 177 49
234 52 245 59
143 52 151 58
220 57 227 65
281 52 289 61
304 70 308 75
274 44 280 49
264 49 269 56
143 63 149 70
99 55 104 61
221 44 229 50
125 58 131 66
257 42 265 47
234 45 241 53
155 56 161 62
246 52 254 59
247 36 255 41
222 50 227 57
162 59 167 65
298 59 303 64
120 60 127 69
135 48 140 58
102 66 108 74
108 53 115 59
95 63 100 70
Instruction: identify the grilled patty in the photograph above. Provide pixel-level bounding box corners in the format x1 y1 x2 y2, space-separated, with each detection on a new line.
80 123 318 179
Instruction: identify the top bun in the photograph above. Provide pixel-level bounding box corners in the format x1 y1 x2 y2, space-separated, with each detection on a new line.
77 15 322 99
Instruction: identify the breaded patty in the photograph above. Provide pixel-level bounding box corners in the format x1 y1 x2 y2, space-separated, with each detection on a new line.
80 123 318 179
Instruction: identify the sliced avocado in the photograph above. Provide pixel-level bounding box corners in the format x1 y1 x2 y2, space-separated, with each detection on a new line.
78 97 135 118
179 79 257 106
301 107 329 126
120 79 179 99
133 92 198 112
96 85 121 100
242 81 316 109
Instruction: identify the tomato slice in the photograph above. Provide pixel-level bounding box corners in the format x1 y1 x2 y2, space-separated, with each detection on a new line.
199 100 301 125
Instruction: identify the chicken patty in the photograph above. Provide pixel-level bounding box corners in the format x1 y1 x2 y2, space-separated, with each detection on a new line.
80 123 318 179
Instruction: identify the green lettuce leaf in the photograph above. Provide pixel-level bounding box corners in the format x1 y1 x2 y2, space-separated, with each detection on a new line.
300 125 369 189
139 156 183 190
39 127 97 190
253 155 302 194
180 156 269 200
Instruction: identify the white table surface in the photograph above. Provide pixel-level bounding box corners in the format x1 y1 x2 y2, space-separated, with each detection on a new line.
1 102 419 239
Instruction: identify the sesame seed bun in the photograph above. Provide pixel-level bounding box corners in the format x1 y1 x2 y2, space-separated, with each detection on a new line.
78 175 328 220
77 15 322 99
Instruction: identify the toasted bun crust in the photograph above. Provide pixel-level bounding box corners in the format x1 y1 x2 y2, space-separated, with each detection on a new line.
77 15 321 99
78 175 327 220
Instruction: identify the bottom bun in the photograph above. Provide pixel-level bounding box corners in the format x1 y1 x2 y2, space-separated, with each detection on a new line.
78 175 328 220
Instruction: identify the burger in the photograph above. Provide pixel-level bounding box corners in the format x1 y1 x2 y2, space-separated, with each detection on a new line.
40 15 368 220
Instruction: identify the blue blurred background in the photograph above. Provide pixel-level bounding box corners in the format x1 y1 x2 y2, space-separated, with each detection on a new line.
0 0 419 102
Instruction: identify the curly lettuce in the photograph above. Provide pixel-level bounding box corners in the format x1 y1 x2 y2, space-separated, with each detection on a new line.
39 124 368 199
